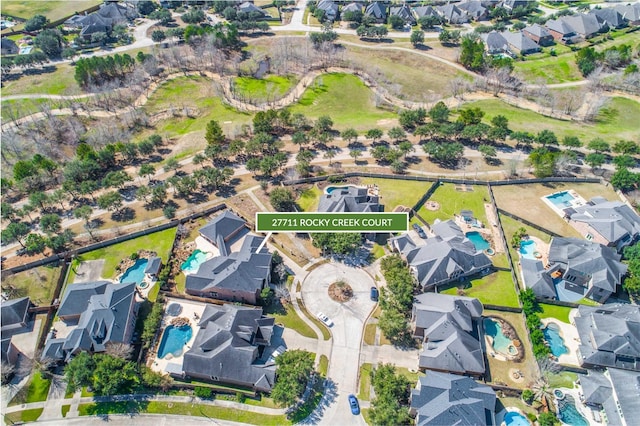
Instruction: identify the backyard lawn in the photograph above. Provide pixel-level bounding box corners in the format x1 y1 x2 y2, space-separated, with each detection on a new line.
461 97 640 142
546 371 577 389
232 75 297 102
288 73 396 131
297 185 323 212
76 227 177 279
1 264 62 305
539 303 573 324
416 183 490 225
440 270 520 308
360 178 433 212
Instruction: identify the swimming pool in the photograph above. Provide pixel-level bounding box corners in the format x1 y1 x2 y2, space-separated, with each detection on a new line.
120 259 148 285
519 239 538 260
484 318 518 356
546 191 575 208
157 324 193 359
325 185 357 194
181 249 208 274
466 232 490 251
504 411 530 426
543 323 568 357
558 395 588 426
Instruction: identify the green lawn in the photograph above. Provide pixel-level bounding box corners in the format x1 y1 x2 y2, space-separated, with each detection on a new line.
547 371 577 389
3 408 44 424
360 178 434 212
289 73 396 131
1 0 102 26
416 183 489 225
61 405 71 417
462 97 640 142
233 75 297 102
395 367 423 385
267 300 317 339
363 323 377 345
1 264 61 305
358 363 373 400
1 63 81 96
297 298 332 340
371 243 386 260
441 270 520 308
76 227 177 279
539 303 573 324
514 54 581 84
297 185 323 212
9 373 51 407
319 355 329 377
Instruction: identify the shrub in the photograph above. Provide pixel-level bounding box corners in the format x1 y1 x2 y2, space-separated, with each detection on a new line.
130 252 139 260
163 205 176 219
236 391 246 403
194 386 213 399
522 389 534 404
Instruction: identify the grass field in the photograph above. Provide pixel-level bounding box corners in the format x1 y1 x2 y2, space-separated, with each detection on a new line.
416 183 490 225
1 264 62 305
440 270 520 308
462 97 640 142
1 64 80 96
360 178 433 212
539 303 573 324
289 73 396 131
76 227 177 279
547 371 577 389
493 182 618 238
232 75 297 102
297 298 332 340
1 0 102 25
297 185 323 212
514 54 582 84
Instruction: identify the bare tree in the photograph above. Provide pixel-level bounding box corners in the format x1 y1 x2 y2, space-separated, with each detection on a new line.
104 342 134 360
18 350 56 379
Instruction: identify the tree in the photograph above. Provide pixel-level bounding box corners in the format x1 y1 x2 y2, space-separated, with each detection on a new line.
1 222 30 248
291 131 309 150
439 29 460 44
576 47 602 77
423 141 464 166
585 153 606 169
478 144 497 162
562 135 582 149
365 128 383 142
182 8 206 24
91 354 140 395
528 148 557 178
459 35 485 71
164 157 180 173
323 149 337 165
538 412 559 426
536 130 558 146
205 119 225 146
24 15 48 32
137 0 158 15
341 128 358 144
25 233 46 254
271 350 314 407
349 149 363 163
74 205 95 238
388 127 406 143
270 188 296 212
388 15 404 30
419 15 441 30
587 138 610 153
378 308 409 341
369 364 412 426
511 131 535 149
97 191 123 213
613 140 638 155
151 30 166 42
65 351 96 393
150 8 173 24
139 164 156 182
311 233 362 255
611 167 639 192
315 115 334 134
458 107 485 126
246 158 261 175
1 202 17 222
429 102 450 123
105 342 134 360
40 214 61 235
613 154 636 170
103 170 132 189
410 30 424 47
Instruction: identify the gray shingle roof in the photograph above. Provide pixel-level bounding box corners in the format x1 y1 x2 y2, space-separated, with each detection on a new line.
615 3 640 22
570 198 640 248
546 18 576 36
401 221 492 290
182 304 276 391
199 210 247 255
410 371 496 426
1 297 30 335
412 6 438 19
317 186 382 213
239 2 268 16
317 0 339 21
523 23 552 38
186 235 271 296
580 370 611 405
144 256 162 275
562 13 607 37
57 281 111 318
389 4 416 25
342 2 363 14
502 30 540 53
365 2 386 20
607 368 640 423
590 8 626 28
574 304 640 371
437 4 469 24
521 258 556 299
413 293 483 333
457 1 487 20
482 31 511 54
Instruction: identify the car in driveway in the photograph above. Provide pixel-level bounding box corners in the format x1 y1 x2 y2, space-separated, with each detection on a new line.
317 312 333 327
370 286 379 302
348 394 360 415
413 223 427 238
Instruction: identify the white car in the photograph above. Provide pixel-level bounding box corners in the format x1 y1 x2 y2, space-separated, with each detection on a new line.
317 312 333 327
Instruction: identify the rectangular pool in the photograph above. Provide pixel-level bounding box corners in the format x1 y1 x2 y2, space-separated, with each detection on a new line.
545 191 575 208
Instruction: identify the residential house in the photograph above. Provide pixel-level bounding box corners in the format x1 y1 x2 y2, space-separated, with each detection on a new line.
568 197 640 251
364 2 387 23
523 23 554 46
412 293 485 376
481 31 512 55
389 4 416 25
1 297 31 337
545 18 581 44
615 3 640 25
64 1 137 40
412 5 439 20
42 281 138 362
457 1 489 21
317 186 382 213
199 210 247 256
185 235 271 305
521 258 556 299
502 30 541 54
436 4 469 24
181 304 276 392
590 8 627 29
1 38 18 55
238 2 270 18
144 256 162 281
581 369 640 426
1 337 19 366
390 220 492 292
317 0 339 22
341 2 363 15
501 0 529 12
562 13 609 39
574 304 640 372
410 371 497 426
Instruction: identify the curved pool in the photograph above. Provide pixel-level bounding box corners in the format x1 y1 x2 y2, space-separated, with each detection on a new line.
484 318 517 356
181 249 209 274
504 411 530 426
558 395 588 426
157 324 193 359
120 259 148 285
519 239 538 260
543 323 568 357
466 231 490 251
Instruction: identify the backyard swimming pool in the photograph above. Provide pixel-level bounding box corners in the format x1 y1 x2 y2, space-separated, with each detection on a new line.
519 240 538 260
325 185 358 194
157 324 193 359
181 249 208 274
484 318 518 356
558 395 588 426
466 232 490 251
546 191 575 208
120 259 148 285
504 411 530 426
543 323 568 357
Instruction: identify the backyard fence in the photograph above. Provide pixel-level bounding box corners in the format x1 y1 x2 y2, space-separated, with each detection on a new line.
535 298 580 309
482 304 522 313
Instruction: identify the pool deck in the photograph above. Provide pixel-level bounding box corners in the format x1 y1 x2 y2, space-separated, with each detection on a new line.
149 297 206 375
541 190 587 218
540 317 580 366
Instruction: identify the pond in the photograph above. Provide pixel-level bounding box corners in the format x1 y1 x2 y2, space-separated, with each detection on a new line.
466 231 490 251
120 259 148 285
484 318 518 356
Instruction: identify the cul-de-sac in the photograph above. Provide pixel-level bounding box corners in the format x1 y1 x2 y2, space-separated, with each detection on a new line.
1 0 639 425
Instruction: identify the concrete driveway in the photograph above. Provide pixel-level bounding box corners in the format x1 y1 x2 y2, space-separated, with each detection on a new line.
301 262 376 425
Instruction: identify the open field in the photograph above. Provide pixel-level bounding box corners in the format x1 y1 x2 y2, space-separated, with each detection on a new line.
1 64 80 96
416 183 490 225
463 97 640 142
492 182 618 238
1 0 102 26
288 73 396 131
232 75 297 102
440 270 520 308
76 227 177 279
360 177 433 212
1 264 62 305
